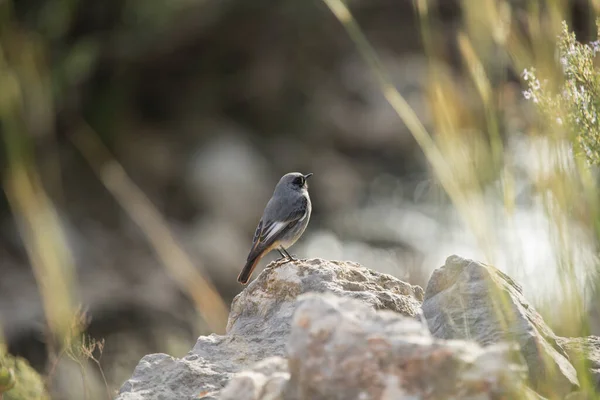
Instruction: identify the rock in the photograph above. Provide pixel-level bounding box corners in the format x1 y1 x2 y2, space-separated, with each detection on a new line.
557 336 600 390
116 258 424 400
222 293 537 400
219 357 289 400
117 353 227 399
422 255 579 397
227 257 424 336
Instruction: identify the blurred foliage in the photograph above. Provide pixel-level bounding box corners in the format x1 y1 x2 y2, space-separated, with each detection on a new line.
523 19 600 165
518 17 600 337
418 0 600 338
1 0 228 333
0 342 48 400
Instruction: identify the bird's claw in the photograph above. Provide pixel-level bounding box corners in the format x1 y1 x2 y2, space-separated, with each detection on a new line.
275 255 297 262
273 253 298 267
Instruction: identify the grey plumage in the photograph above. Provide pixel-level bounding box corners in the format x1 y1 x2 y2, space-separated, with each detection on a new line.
237 172 313 284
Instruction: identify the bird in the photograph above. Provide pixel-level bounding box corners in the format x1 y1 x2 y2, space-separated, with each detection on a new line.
237 172 313 284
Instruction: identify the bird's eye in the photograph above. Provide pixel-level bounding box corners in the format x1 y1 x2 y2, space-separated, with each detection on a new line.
293 176 304 186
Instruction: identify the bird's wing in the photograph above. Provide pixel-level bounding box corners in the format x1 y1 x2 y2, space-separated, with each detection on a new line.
246 195 308 261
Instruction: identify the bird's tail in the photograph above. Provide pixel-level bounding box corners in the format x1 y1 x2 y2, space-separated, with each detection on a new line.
237 255 261 285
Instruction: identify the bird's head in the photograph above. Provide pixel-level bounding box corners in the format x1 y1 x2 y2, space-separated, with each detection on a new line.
277 172 313 192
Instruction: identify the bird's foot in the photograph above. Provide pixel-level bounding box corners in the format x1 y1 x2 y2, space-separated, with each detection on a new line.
270 255 290 269
271 252 298 269
277 247 298 263
276 255 297 263
274 255 287 263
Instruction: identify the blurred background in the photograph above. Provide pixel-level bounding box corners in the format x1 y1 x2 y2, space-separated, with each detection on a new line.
2 0 600 398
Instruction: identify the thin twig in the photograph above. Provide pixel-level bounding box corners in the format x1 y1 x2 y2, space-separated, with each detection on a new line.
90 351 112 400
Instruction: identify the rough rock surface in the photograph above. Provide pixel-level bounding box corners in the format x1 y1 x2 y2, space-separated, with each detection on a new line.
422 255 579 397
558 336 600 390
285 293 534 400
219 357 289 400
116 258 424 400
219 293 539 400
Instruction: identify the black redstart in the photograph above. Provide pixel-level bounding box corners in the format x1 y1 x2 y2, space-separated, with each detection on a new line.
237 172 313 284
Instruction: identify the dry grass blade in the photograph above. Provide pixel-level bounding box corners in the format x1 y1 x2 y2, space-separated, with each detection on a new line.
1 61 77 343
4 167 77 335
322 0 495 261
70 122 229 333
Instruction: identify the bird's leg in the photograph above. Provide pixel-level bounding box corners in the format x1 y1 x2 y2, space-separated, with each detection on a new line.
270 246 295 270
275 248 287 261
280 246 297 261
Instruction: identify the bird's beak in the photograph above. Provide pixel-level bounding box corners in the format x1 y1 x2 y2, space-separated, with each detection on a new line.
304 173 313 179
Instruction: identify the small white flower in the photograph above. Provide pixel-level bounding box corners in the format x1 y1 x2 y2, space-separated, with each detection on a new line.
560 57 567 66
522 69 531 81
523 90 532 100
556 117 563 125
531 79 541 90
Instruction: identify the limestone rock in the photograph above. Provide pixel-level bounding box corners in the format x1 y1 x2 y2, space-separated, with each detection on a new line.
227 257 424 337
116 258 424 400
219 357 288 400
222 293 537 400
422 255 579 397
